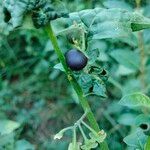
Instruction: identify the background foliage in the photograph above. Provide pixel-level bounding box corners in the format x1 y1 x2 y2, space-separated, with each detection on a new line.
0 0 150 149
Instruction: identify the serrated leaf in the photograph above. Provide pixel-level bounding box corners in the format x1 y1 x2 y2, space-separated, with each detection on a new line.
0 120 20 135
110 49 140 71
119 93 150 108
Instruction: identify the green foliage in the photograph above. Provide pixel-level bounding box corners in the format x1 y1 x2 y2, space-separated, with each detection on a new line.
110 49 140 71
123 128 147 149
119 93 150 108
145 136 150 150
0 0 150 149
67 8 150 39
0 120 20 135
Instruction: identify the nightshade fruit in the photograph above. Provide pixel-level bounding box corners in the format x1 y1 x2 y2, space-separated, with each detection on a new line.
65 49 88 71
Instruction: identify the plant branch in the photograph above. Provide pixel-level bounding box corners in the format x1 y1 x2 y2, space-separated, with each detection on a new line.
135 0 146 89
45 23 109 150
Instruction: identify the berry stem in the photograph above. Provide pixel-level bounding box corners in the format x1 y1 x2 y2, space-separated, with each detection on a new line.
45 23 109 150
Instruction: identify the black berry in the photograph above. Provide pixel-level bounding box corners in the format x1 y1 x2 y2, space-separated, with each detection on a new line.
65 49 88 71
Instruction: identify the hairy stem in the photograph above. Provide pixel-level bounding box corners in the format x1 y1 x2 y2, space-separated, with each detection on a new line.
45 24 109 150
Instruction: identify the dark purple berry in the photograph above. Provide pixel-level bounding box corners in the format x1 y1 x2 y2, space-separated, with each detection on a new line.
65 49 88 71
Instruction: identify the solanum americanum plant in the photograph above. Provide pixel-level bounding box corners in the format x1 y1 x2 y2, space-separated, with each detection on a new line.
1 0 150 150
65 49 88 71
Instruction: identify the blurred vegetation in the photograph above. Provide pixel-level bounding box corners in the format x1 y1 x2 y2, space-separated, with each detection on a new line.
0 0 150 150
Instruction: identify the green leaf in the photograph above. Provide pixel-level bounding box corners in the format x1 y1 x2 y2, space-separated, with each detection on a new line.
123 128 147 149
131 23 150 32
103 0 132 11
0 132 15 146
145 136 150 150
68 8 150 39
122 79 141 95
0 0 29 34
117 113 137 126
87 48 100 64
54 63 65 72
15 139 35 150
110 49 140 71
78 74 93 94
0 120 20 135
116 65 135 76
119 93 150 108
34 60 49 74
135 114 150 127
93 81 107 98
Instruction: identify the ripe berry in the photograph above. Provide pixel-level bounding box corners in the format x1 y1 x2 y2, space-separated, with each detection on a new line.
65 49 88 71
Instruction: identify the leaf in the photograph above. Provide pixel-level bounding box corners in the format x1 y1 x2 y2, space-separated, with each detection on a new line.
78 74 93 94
116 65 135 76
135 114 150 127
87 48 100 64
34 59 49 74
119 93 150 108
103 0 133 11
68 8 150 39
110 49 140 71
131 23 150 32
123 128 147 149
15 139 35 150
54 63 65 72
0 120 20 135
117 113 137 126
0 0 29 34
122 79 141 95
145 136 150 150
93 81 107 98
0 132 15 146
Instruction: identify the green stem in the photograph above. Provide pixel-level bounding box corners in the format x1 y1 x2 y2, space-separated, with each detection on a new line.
78 123 87 141
135 0 146 89
73 127 77 149
45 23 109 150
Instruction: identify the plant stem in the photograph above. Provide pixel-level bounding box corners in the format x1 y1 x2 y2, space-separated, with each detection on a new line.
45 24 109 150
138 32 146 88
73 127 77 149
135 0 146 89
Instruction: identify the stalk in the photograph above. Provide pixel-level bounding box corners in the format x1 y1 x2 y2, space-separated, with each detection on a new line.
45 24 109 150
135 0 146 89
